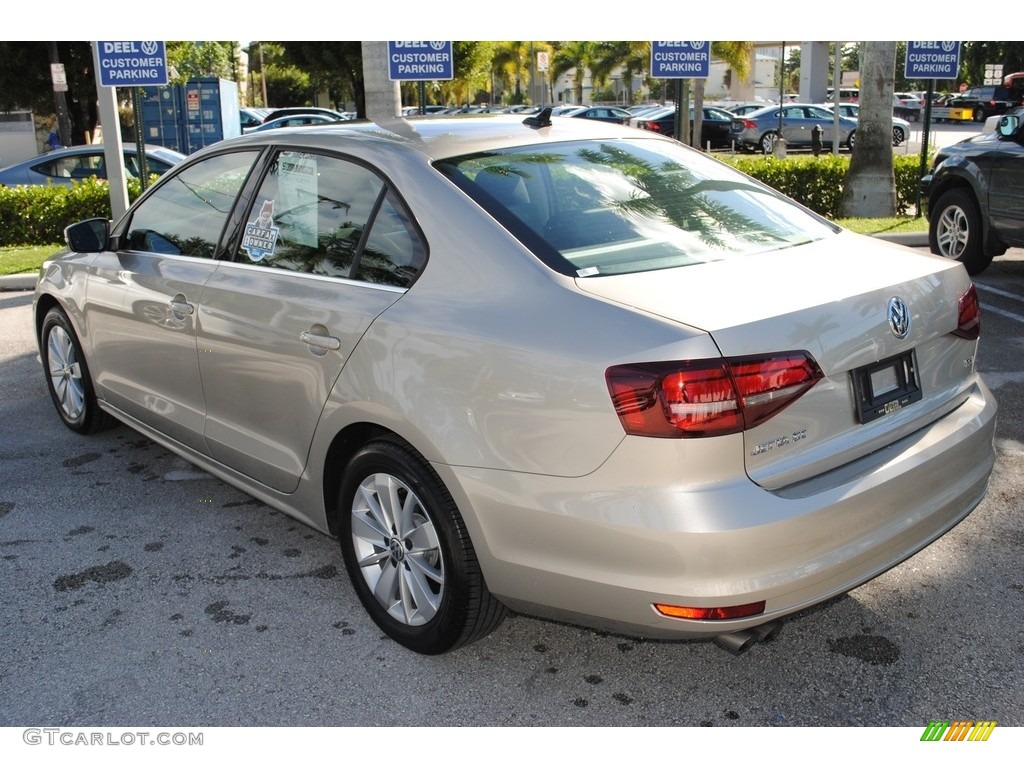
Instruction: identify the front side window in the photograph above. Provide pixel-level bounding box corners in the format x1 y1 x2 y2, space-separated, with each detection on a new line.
236 151 425 287
123 150 259 258
438 138 838 277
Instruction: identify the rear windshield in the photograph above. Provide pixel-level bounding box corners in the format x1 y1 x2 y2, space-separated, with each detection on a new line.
436 138 837 277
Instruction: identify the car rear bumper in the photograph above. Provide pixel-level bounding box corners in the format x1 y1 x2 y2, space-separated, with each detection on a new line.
442 377 997 639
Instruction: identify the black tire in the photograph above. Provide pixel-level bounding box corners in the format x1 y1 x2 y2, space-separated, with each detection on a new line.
759 131 779 155
928 188 994 275
892 126 905 146
973 108 986 123
40 307 115 434
846 129 856 151
338 438 507 654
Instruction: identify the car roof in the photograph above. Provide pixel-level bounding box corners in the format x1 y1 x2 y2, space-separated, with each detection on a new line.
189 114 671 163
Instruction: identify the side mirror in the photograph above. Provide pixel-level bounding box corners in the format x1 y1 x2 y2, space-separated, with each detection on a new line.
64 218 110 253
997 113 1020 139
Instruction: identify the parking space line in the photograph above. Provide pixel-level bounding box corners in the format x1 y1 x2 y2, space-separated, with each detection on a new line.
976 283 1024 304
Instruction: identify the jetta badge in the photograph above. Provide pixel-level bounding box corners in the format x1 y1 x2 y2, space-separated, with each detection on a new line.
888 297 910 339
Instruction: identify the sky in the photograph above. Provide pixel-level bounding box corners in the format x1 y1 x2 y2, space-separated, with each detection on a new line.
7 4 994 44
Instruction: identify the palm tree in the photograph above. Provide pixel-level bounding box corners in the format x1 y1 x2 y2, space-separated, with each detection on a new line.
492 41 535 105
839 41 896 217
590 42 650 104
551 42 596 104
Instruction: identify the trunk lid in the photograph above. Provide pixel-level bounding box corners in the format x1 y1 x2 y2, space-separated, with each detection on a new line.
576 232 980 488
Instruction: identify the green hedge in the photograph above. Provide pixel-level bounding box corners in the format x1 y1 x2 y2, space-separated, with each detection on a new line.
0 177 144 247
0 158 923 247
719 154 923 219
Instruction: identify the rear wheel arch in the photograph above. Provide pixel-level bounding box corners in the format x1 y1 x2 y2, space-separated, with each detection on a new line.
322 422 393 537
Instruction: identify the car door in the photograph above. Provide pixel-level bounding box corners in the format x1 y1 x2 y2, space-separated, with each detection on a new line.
83 149 262 451
197 150 426 493
778 106 811 145
805 105 839 146
985 137 1024 245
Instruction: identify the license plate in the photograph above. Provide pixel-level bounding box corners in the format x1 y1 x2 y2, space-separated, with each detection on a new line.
851 350 922 423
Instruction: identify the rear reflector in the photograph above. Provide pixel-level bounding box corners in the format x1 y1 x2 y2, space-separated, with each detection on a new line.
654 601 766 620
953 284 981 340
606 352 823 438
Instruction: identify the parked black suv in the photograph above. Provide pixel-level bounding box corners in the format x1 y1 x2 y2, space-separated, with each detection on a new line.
947 85 1024 123
921 107 1024 274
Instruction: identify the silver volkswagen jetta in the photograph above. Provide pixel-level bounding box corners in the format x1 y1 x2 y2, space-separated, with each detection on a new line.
34 114 997 654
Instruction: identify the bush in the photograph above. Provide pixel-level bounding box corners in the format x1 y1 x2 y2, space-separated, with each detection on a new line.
0 177 144 247
719 154 923 219
0 158 924 246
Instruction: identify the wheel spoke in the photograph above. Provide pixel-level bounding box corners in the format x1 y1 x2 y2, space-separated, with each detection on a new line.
351 506 390 543
355 546 390 569
357 476 394 535
401 559 442 622
373 559 400 607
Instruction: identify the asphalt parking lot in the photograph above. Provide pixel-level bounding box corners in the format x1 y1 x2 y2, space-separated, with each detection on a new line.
0 249 1022 742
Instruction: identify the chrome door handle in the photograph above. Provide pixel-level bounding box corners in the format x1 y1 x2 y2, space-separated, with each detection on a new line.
169 298 194 315
300 331 341 351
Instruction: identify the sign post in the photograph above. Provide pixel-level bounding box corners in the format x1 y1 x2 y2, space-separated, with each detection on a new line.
905 41 961 214
92 41 169 212
650 41 711 145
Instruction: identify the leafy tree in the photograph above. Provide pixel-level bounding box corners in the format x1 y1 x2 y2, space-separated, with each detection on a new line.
445 41 498 106
0 41 97 145
590 42 649 104
492 41 537 105
274 42 363 114
166 41 237 84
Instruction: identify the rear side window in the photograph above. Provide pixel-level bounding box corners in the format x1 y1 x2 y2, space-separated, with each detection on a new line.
237 151 425 287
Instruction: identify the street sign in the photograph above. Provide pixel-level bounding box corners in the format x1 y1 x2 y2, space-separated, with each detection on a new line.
387 41 453 81
96 41 168 87
50 63 68 93
650 41 711 79
905 41 961 80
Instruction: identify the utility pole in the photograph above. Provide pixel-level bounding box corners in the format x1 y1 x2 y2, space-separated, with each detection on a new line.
47 42 74 146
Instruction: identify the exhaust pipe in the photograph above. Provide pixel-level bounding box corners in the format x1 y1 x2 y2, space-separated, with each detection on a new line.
714 621 782 654
714 630 755 654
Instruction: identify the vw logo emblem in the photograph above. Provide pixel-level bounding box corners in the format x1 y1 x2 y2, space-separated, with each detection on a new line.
888 297 911 338
388 537 405 563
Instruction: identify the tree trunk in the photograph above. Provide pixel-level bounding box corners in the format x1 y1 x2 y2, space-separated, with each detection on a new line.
838 41 896 217
692 79 705 150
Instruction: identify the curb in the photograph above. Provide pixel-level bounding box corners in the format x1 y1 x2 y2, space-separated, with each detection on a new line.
0 273 37 292
871 232 928 248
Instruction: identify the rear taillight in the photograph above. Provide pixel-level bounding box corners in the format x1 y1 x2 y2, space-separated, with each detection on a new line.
646 121 662 132
954 284 981 339
606 352 823 438
742 119 757 129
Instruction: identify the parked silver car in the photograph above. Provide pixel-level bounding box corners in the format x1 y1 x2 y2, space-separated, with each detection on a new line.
34 113 996 654
731 103 858 153
824 102 912 147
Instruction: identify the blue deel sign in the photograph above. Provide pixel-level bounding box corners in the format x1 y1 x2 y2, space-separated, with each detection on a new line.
96 41 168 87
905 41 961 79
388 41 453 81
650 41 711 79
